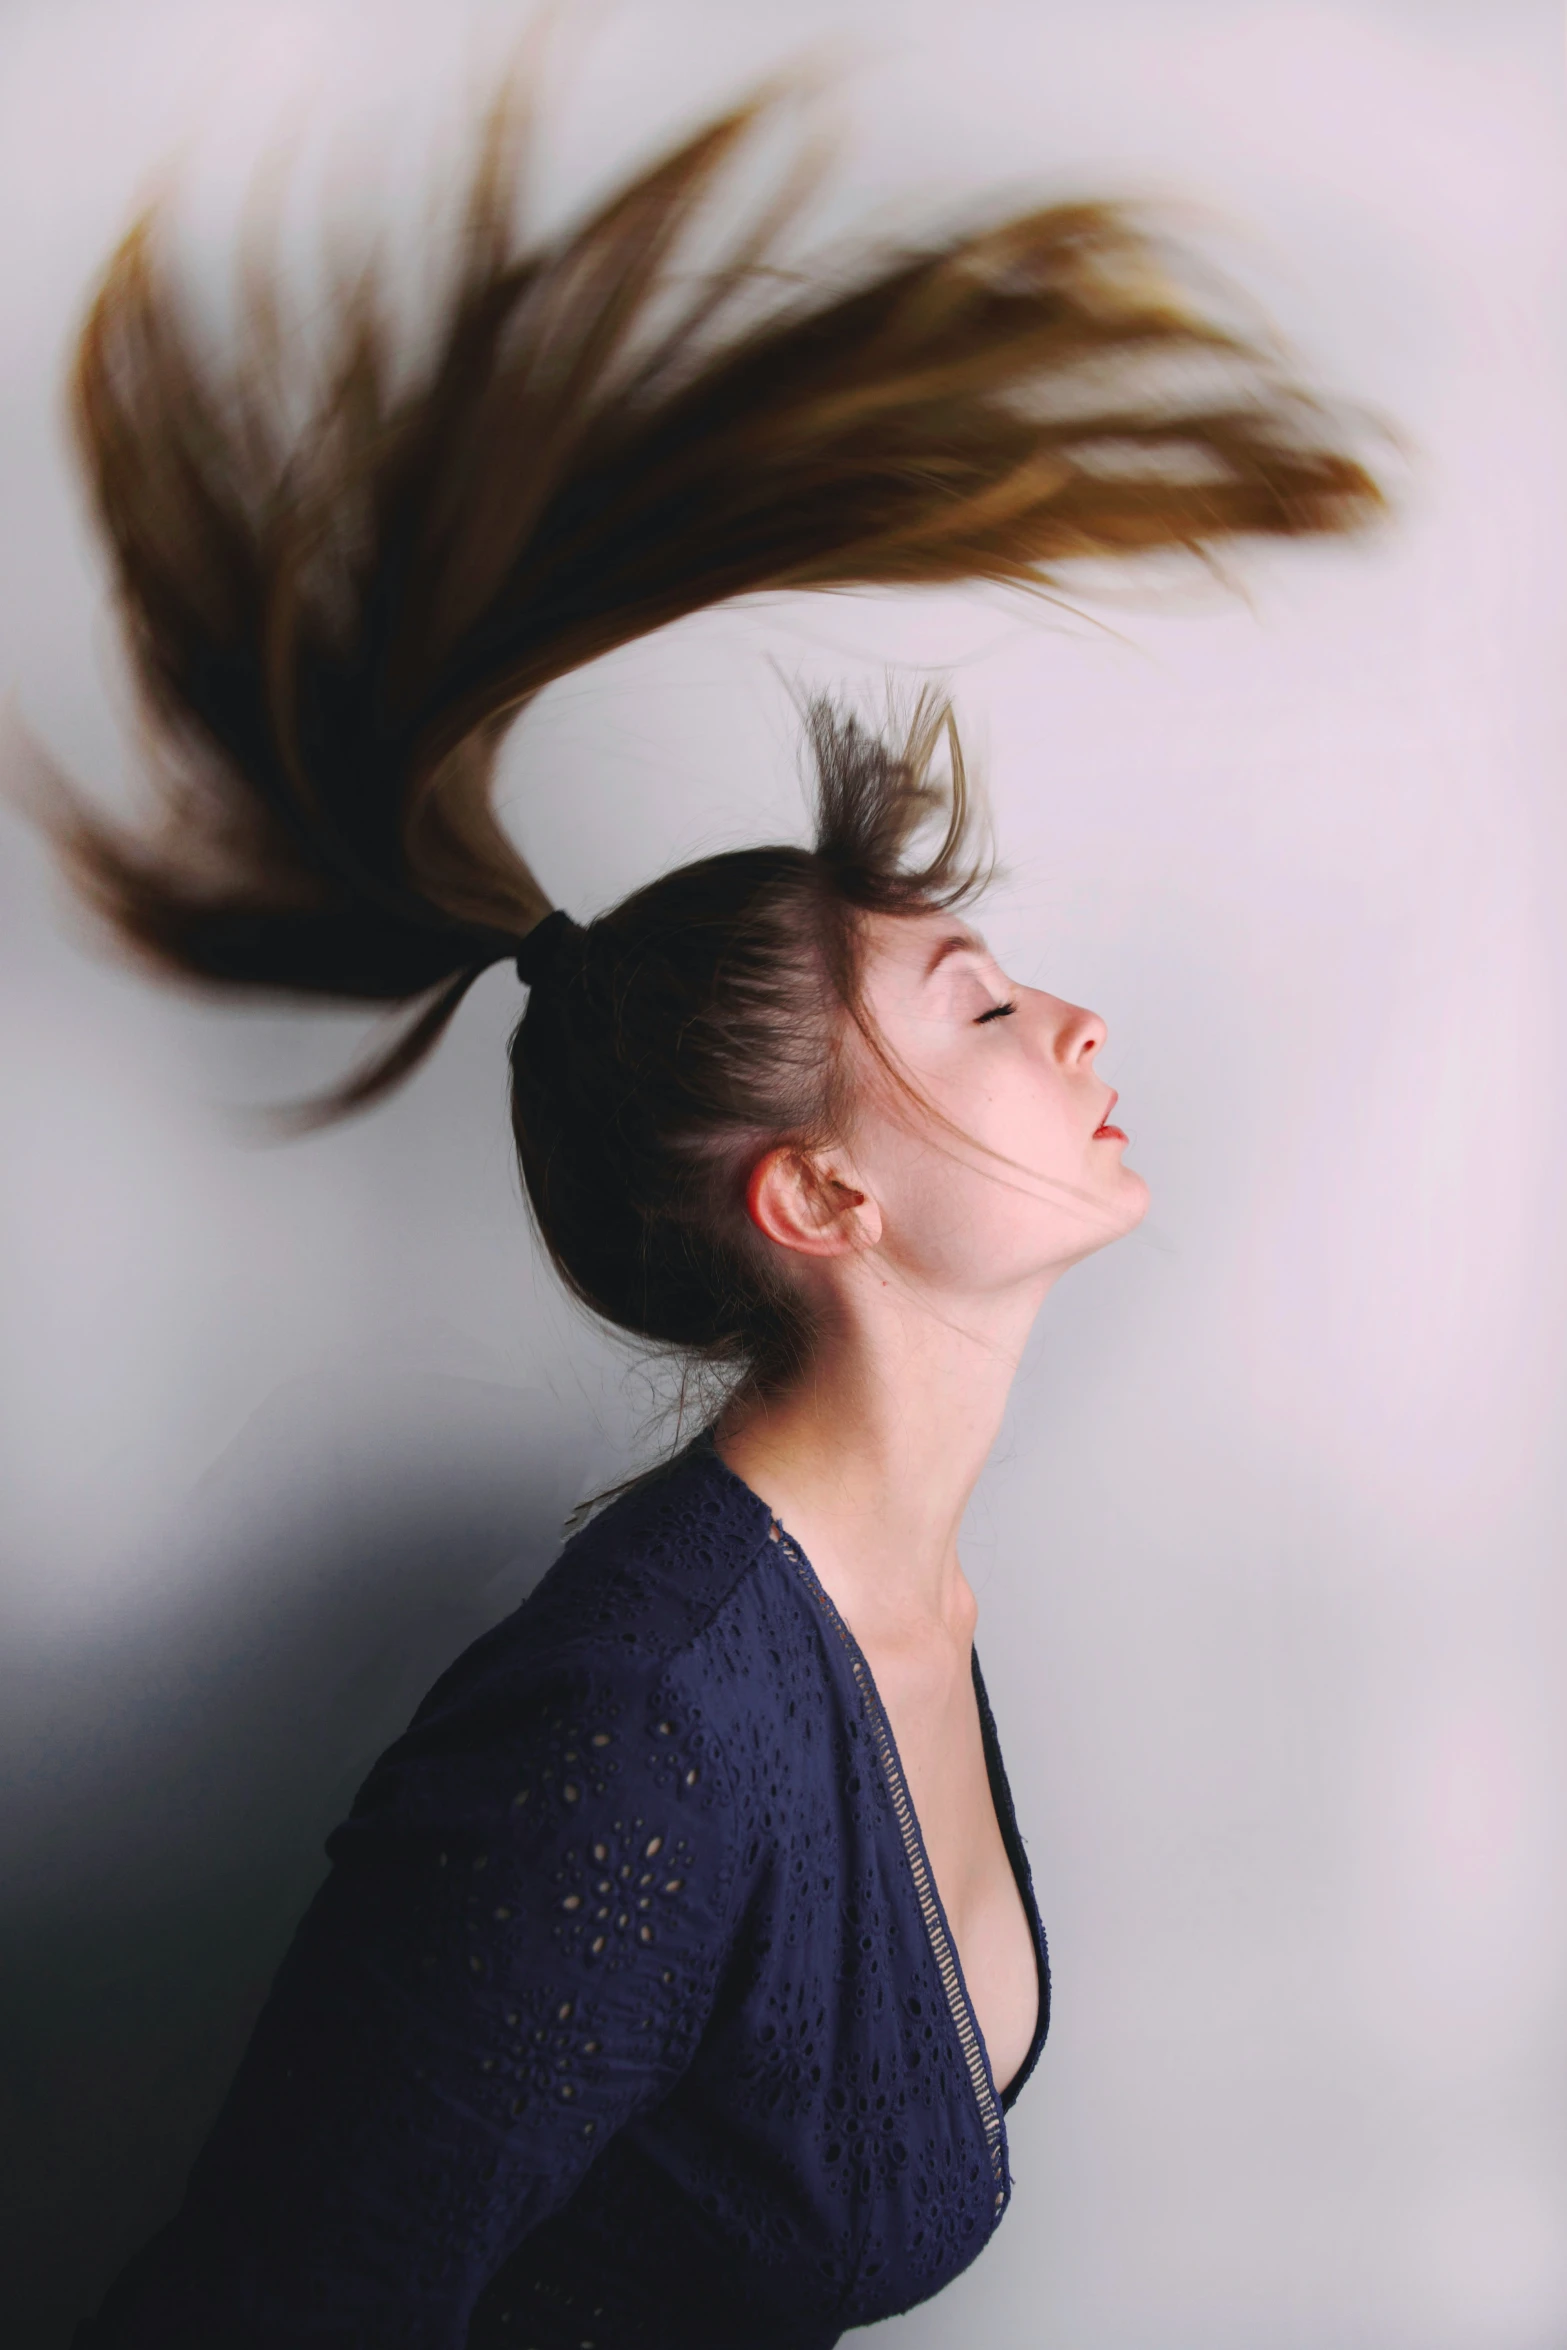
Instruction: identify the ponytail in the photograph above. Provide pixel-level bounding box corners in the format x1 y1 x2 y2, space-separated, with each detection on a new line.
31 79 1382 1382
41 84 1379 1118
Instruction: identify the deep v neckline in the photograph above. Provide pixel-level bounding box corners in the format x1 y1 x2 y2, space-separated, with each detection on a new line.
756 1513 1049 2200
698 1436 1050 2123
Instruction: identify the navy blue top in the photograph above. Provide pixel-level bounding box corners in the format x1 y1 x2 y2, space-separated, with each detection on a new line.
80 1438 1050 2348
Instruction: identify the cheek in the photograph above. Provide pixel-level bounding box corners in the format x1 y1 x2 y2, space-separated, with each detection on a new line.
855 1099 1079 1279
848 1109 981 1268
943 1054 1082 1173
856 1062 1137 1278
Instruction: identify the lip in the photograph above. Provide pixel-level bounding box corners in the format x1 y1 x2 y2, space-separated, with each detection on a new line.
1093 1090 1125 1142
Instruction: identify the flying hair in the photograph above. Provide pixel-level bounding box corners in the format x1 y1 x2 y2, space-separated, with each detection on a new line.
27 75 1385 1394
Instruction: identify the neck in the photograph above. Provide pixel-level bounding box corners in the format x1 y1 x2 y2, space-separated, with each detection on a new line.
716 1266 1053 1639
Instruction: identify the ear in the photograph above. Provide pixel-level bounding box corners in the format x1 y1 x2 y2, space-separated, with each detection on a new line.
744 1146 883 1259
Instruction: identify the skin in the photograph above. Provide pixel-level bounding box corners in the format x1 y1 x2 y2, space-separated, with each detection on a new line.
716 905 1148 2095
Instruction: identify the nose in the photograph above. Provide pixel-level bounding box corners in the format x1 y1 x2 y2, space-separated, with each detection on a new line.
1050 998 1107 1067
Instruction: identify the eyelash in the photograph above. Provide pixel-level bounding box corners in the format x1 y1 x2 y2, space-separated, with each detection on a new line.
974 1000 1017 1026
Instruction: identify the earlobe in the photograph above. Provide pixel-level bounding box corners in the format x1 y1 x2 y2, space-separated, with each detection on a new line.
744 1147 881 1257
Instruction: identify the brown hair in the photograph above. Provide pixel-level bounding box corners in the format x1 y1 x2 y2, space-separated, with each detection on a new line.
34 84 1382 1398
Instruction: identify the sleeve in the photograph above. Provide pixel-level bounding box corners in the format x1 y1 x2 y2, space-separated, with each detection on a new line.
76 1641 744 2348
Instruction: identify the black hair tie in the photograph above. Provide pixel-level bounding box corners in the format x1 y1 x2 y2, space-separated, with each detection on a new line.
513 907 583 989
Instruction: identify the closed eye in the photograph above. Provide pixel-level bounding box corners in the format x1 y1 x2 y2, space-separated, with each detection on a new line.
974 1000 1017 1025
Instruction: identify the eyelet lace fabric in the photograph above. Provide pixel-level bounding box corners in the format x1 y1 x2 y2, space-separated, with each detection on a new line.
78 1440 1050 2350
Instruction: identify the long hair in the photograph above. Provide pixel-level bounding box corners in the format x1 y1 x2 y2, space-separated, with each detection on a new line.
31 82 1383 1394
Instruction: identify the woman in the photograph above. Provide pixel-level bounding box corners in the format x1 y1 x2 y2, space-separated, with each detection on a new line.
47 79 1379 2350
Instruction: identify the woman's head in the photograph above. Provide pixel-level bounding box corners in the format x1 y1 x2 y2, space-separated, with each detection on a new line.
508 692 1003 1397
517 689 1149 1402
29 81 1381 1405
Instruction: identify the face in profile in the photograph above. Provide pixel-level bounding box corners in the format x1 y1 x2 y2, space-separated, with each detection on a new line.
841 908 1149 1307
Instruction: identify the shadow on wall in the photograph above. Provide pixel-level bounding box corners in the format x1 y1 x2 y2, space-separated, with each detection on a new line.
0 1364 616 2350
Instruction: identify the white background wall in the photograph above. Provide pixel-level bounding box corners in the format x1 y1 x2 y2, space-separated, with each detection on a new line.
1 2 1563 2344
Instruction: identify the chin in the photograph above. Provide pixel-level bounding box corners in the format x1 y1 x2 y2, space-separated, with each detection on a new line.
1083 1164 1150 1256
1115 1165 1152 1232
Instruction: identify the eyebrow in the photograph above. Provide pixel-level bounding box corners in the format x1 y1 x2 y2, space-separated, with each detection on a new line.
922 931 986 981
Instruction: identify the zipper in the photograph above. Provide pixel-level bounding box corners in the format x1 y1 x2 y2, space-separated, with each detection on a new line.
773 1527 1007 2212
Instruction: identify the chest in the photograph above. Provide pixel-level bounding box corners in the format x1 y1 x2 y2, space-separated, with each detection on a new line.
655 1577 1046 2332
518 1544 1051 2343
858 1640 1041 2098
